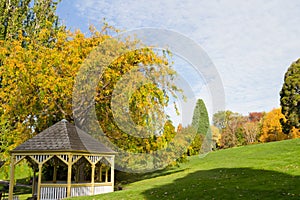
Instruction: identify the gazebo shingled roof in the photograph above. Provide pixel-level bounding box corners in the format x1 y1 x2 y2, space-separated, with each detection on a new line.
12 119 115 154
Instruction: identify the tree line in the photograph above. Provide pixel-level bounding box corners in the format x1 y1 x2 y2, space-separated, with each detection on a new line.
210 58 300 149
210 107 299 149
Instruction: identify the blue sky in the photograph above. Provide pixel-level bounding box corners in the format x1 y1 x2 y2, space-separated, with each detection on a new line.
57 0 300 121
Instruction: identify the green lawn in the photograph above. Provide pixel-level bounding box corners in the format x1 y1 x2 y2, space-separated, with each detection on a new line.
69 138 300 200
0 162 33 200
0 161 33 181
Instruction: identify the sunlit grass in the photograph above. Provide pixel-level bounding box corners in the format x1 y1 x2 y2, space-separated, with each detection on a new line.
68 139 300 200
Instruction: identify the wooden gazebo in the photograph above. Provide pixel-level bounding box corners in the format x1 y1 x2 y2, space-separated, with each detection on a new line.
8 119 116 200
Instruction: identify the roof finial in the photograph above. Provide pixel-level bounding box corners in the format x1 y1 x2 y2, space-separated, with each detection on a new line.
61 119 68 123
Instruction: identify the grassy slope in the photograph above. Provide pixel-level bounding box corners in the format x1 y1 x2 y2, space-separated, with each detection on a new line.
70 139 300 200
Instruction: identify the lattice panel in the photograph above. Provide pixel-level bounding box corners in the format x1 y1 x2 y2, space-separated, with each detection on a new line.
14 155 25 165
30 155 52 164
57 154 69 164
85 155 102 164
72 155 82 164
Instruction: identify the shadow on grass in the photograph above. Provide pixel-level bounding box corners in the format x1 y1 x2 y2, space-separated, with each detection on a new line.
116 167 189 185
142 168 300 200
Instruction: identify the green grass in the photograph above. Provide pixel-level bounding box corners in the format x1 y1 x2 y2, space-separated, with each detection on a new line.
69 139 300 200
0 161 33 181
0 161 33 200
0 184 32 200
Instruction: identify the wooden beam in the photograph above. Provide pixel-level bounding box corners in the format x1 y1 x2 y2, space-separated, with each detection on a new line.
8 154 15 200
111 156 115 191
99 165 102 182
32 167 37 197
105 167 108 182
91 164 95 195
53 158 57 183
37 164 43 200
67 154 72 197
75 164 80 183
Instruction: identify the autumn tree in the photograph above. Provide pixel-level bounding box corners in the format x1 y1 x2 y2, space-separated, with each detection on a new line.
241 112 264 144
0 24 184 172
212 110 226 130
248 112 264 122
289 127 300 138
0 0 185 171
0 0 63 170
280 59 300 133
243 121 260 144
213 111 248 148
260 108 287 142
211 125 221 148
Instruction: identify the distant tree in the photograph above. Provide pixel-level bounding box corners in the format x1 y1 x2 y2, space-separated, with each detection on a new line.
248 112 264 122
0 0 61 41
289 127 300 139
177 123 183 132
241 112 264 144
280 59 300 133
212 110 227 130
211 125 221 148
215 111 247 148
243 121 260 144
191 99 210 135
186 99 210 155
260 108 287 142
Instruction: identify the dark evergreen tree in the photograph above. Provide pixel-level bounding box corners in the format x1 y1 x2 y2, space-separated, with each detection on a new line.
191 99 210 135
188 99 210 155
280 59 300 133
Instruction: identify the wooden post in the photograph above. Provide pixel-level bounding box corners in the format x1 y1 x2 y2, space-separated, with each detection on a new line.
75 164 80 183
37 164 43 200
91 164 95 195
67 154 72 197
8 154 15 200
99 165 102 182
111 156 114 191
53 159 57 183
32 167 37 197
97 165 100 182
105 167 108 182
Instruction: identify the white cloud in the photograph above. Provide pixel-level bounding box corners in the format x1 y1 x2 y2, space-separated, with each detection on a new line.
58 0 300 117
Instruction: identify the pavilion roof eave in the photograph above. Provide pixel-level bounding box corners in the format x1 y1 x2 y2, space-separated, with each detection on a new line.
10 149 117 155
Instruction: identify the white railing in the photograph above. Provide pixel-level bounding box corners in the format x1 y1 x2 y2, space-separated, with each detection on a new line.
40 183 113 200
40 186 67 200
94 185 113 194
71 186 91 197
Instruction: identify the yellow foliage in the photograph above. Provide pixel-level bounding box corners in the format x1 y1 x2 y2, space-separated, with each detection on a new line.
211 125 221 147
260 108 287 142
289 127 300 138
1 23 181 170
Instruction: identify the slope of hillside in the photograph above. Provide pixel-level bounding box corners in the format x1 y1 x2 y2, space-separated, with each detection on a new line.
70 139 300 200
